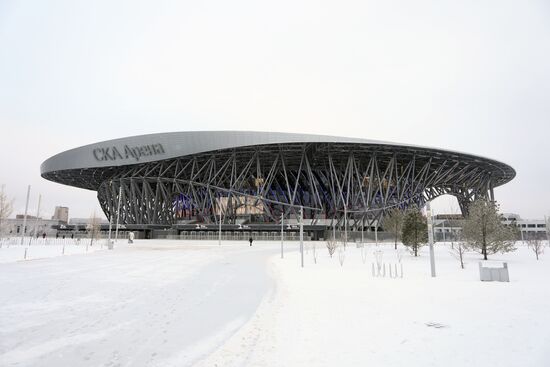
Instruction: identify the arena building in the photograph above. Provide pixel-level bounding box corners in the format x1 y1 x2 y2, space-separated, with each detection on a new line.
41 131 515 239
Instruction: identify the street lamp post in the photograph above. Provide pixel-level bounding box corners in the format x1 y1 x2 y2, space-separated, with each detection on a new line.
361 215 364 244
114 185 122 244
20 185 30 245
31 193 41 244
280 212 284 259
107 181 113 245
218 204 222 246
299 206 304 268
344 206 347 248
426 201 436 277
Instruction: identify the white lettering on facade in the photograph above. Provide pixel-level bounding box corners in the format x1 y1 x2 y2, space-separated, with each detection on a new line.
93 143 166 162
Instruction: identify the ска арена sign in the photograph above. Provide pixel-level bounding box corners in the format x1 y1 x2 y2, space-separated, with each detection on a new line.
93 143 165 162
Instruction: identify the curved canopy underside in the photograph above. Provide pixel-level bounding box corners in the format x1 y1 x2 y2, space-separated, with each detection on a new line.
41 132 515 226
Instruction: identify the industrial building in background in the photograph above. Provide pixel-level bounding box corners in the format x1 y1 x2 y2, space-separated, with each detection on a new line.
51 206 69 223
41 131 516 239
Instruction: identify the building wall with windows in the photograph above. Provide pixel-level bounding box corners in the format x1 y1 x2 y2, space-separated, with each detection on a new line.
502 213 547 240
1 218 62 236
432 213 548 241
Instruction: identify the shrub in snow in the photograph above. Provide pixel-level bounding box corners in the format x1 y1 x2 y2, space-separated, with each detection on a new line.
326 239 337 258
527 239 545 260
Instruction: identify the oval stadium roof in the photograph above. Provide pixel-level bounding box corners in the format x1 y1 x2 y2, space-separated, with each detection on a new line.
41 130 515 187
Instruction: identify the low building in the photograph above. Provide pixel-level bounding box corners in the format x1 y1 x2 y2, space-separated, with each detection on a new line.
1 217 62 237
502 213 547 240
432 213 548 242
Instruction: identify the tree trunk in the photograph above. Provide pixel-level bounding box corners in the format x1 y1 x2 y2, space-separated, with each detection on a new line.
414 245 418 257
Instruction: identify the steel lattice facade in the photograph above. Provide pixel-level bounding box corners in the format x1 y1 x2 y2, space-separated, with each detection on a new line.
41 132 515 229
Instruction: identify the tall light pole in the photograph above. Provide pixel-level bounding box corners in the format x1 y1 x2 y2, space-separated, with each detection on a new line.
107 181 113 244
426 201 436 277
114 185 122 244
299 206 304 268
30 193 41 244
218 202 222 246
443 221 446 243
20 185 30 245
361 215 364 244
280 212 284 258
344 206 347 248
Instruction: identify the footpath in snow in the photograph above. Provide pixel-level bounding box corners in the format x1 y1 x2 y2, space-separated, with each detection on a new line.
2 239 549 367
0 240 277 367
198 241 550 367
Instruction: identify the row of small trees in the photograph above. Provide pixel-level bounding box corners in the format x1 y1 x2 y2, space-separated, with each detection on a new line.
382 199 537 261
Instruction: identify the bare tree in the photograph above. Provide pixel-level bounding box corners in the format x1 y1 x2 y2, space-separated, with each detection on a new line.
449 240 468 269
462 199 516 260
382 208 405 250
326 237 337 258
0 185 14 237
87 212 102 246
527 239 545 260
330 231 345 266
401 208 428 257
447 220 468 269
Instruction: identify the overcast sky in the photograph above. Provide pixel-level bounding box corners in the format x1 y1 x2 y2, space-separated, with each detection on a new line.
1 0 549 220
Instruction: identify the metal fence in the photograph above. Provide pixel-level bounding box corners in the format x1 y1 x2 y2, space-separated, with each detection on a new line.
0 236 107 247
160 231 312 241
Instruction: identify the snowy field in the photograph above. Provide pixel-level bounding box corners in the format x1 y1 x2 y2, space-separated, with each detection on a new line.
1 239 549 366
0 237 105 263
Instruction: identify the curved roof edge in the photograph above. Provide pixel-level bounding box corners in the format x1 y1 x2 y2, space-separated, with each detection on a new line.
40 131 514 178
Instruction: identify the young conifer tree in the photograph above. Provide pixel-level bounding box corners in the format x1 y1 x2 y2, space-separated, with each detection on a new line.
462 199 516 260
401 209 428 257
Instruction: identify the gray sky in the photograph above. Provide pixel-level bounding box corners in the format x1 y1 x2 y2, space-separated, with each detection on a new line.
1 0 549 220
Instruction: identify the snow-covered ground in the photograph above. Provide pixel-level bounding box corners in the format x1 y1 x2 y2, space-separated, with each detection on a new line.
198 241 550 367
0 237 105 263
1 239 549 366
0 240 277 367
